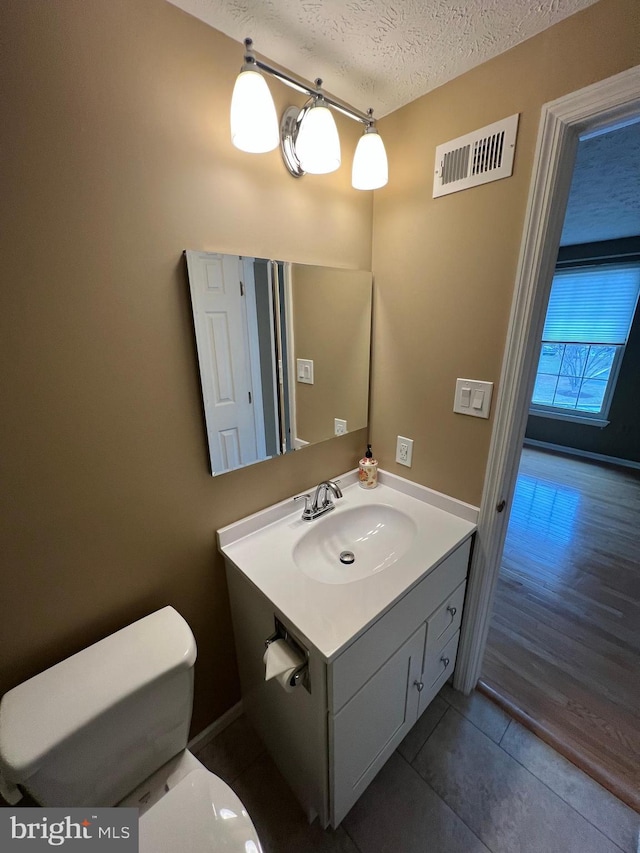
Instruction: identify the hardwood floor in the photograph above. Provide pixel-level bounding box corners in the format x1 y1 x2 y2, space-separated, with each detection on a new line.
481 447 640 812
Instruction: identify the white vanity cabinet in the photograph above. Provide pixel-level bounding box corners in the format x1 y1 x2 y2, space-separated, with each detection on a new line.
223 534 471 828
218 471 477 828
327 538 469 825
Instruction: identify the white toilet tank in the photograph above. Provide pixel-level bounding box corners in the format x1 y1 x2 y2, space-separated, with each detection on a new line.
0 606 197 807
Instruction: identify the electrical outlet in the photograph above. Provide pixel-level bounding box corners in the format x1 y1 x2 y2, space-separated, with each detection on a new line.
396 435 413 467
334 418 347 435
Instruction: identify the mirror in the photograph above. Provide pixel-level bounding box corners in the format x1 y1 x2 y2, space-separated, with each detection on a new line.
185 251 372 476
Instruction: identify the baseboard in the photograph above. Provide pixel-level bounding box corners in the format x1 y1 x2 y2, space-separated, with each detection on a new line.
523 438 640 471
188 700 244 753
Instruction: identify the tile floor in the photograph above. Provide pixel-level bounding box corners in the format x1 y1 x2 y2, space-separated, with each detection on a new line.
196 685 639 853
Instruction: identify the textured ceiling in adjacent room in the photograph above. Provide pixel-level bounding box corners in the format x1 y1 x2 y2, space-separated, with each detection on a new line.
167 0 599 117
561 121 640 246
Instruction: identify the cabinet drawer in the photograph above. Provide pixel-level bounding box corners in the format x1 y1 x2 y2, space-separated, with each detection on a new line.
423 629 460 690
330 539 470 712
425 580 466 655
417 634 460 719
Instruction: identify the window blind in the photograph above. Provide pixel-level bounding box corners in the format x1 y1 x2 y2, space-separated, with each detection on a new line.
542 263 640 344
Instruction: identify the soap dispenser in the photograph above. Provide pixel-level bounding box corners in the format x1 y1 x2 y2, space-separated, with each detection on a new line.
358 444 378 489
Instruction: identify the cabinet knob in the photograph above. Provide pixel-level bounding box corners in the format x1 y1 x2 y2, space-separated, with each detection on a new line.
414 679 424 692
440 656 450 668
447 605 457 618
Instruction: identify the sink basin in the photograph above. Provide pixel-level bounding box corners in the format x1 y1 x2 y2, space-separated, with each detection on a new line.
292 504 418 584
219 472 477 658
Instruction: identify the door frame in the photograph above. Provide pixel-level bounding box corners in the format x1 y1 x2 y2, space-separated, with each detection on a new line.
241 257 268 462
454 64 640 694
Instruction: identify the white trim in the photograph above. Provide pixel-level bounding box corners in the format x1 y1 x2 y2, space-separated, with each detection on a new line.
187 700 244 753
453 65 640 695
377 469 479 524
529 409 609 428
242 258 268 461
523 438 640 471
266 262 281 451
283 263 300 451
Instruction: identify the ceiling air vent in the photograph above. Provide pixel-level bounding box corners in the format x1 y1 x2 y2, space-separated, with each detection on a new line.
433 114 519 198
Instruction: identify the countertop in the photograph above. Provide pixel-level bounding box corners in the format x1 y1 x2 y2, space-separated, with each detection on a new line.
217 469 478 662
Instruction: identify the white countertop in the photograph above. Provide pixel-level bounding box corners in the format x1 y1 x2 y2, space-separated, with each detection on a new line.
217 470 477 662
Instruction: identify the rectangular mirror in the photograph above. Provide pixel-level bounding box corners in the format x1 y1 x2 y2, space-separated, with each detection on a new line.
185 251 372 476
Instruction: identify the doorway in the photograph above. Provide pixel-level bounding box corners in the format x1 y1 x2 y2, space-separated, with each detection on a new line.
479 117 640 806
481 446 640 808
454 64 640 798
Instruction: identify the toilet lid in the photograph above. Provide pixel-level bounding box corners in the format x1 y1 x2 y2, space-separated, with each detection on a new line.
139 768 262 853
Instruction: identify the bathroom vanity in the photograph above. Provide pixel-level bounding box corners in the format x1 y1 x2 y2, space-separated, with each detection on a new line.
217 470 477 828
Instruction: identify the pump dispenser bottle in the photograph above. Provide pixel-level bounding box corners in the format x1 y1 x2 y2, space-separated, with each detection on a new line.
358 444 378 489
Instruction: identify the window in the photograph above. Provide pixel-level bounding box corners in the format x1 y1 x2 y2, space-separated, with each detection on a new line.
531 262 640 424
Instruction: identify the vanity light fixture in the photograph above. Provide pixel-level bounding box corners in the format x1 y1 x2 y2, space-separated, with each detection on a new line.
230 46 279 153
352 111 389 190
230 38 388 190
292 88 341 175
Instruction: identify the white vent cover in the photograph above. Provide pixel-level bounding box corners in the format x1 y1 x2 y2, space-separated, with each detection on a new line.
433 114 519 198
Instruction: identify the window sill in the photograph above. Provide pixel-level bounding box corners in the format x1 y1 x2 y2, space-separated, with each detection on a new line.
529 409 609 428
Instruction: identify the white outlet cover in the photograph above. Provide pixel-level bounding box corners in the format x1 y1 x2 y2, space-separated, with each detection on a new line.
334 418 347 435
453 378 493 418
396 435 413 467
296 358 314 385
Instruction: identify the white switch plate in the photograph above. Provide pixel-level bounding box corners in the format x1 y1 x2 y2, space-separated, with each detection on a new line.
396 435 413 467
296 358 314 384
334 418 347 435
453 378 493 418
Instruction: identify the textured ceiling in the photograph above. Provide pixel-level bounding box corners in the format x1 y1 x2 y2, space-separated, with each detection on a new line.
168 0 599 117
166 0 639 246
561 121 640 246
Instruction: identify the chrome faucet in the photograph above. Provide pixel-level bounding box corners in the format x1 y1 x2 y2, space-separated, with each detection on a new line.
295 479 343 521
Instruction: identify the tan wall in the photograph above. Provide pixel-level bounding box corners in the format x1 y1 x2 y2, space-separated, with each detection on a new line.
2 0 638 741
370 0 639 506
292 266 372 445
0 0 372 734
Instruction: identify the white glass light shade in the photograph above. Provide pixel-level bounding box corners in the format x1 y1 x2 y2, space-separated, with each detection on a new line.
295 103 341 174
352 128 388 190
230 69 279 153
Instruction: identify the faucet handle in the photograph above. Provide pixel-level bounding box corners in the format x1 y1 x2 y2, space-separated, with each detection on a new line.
294 493 313 516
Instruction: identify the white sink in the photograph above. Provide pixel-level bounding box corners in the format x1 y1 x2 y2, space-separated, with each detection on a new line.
218 470 477 660
293 504 417 584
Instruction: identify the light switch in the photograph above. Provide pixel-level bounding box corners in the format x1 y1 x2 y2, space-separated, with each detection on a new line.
454 378 493 419
472 389 484 410
297 358 314 385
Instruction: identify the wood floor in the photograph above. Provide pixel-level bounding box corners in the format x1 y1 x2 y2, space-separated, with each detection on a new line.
481 446 640 812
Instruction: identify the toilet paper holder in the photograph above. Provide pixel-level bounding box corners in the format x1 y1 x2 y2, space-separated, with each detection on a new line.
265 616 311 693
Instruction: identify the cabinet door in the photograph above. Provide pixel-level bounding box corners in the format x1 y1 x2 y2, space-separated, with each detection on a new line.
330 623 426 827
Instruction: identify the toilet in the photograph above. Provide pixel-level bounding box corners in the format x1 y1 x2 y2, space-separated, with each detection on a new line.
0 607 262 852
